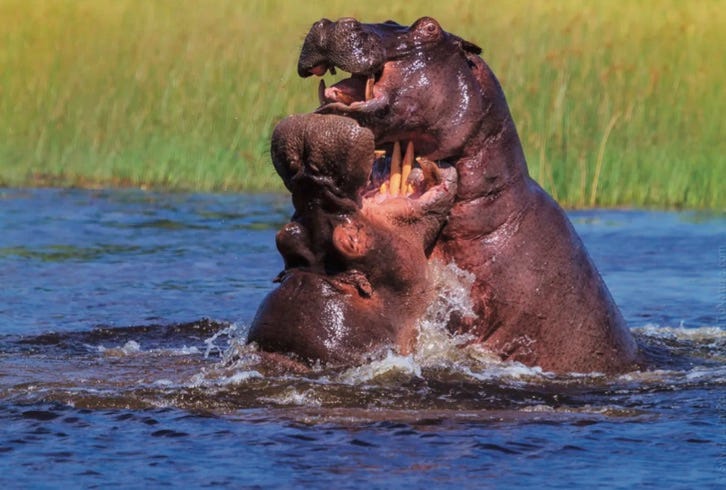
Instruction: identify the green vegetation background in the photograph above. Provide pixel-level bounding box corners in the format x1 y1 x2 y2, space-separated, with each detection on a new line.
1 0 723 208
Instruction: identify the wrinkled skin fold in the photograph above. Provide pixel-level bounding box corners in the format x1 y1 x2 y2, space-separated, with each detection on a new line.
249 16 640 374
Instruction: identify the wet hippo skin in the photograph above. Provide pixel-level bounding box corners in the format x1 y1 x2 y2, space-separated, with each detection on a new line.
248 113 457 364
249 17 640 374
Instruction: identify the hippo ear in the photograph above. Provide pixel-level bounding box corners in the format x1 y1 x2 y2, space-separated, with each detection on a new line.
462 39 482 54
332 220 372 259
454 35 482 55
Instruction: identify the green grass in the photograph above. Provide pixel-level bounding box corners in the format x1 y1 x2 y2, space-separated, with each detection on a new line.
0 0 723 208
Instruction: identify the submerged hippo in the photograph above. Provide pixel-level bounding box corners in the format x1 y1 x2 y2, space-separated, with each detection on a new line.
248 113 457 364
250 17 640 373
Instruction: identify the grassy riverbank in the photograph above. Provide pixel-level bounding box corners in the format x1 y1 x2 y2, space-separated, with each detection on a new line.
0 0 723 208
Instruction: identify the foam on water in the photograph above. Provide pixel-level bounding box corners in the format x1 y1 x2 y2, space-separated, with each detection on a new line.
336 351 422 384
257 387 324 407
633 324 726 342
2 265 721 414
94 340 201 357
197 260 724 393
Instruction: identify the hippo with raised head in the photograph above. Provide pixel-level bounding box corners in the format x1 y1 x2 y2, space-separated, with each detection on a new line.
249 17 640 373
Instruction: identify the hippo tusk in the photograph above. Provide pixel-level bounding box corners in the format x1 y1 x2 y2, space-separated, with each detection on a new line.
389 141 402 196
416 157 442 187
402 141 414 195
365 75 375 101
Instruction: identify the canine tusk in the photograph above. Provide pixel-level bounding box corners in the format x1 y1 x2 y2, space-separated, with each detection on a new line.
365 75 375 101
318 79 326 105
416 157 442 187
389 141 402 196
401 141 414 195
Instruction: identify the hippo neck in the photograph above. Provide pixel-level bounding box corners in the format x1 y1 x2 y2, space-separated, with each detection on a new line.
439 61 533 243
461 113 529 198
465 58 529 195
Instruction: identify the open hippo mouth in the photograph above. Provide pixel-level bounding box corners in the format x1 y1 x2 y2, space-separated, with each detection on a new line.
295 16 484 165
310 71 442 199
297 18 390 108
302 59 438 198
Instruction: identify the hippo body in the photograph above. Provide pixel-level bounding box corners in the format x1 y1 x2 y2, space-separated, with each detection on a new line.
250 17 640 373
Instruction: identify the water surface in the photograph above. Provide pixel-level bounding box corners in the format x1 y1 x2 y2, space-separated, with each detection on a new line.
0 189 723 488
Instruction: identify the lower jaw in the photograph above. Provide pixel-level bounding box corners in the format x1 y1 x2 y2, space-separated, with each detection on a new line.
364 139 445 199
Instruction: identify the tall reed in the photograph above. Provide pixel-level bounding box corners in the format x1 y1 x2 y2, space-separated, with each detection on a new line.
0 0 723 208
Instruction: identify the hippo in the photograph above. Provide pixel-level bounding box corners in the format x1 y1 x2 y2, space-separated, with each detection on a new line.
248 113 457 364
250 16 640 374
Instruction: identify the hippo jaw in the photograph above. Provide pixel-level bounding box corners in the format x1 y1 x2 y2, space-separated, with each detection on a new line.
251 112 458 366
298 17 485 160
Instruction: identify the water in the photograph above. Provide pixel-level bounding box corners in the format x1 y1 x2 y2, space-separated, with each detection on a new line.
0 188 723 488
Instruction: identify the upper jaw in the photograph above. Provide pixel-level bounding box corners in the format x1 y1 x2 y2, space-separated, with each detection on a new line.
310 65 387 117
298 57 382 80
305 64 445 160
297 18 387 79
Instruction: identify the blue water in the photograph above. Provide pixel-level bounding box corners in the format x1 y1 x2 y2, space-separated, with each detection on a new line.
0 188 723 488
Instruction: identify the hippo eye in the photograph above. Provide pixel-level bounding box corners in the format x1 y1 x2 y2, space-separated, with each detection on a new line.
423 22 438 35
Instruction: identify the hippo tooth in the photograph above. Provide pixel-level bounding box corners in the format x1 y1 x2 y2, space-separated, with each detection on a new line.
401 141 414 195
416 157 442 187
389 141 402 196
365 75 375 101
318 79 326 105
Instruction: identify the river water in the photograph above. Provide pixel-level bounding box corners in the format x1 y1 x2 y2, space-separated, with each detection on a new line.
0 188 723 488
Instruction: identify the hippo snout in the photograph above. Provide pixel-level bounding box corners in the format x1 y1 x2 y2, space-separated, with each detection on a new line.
298 17 386 77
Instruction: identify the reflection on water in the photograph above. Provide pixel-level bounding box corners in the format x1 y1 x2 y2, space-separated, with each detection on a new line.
0 189 723 488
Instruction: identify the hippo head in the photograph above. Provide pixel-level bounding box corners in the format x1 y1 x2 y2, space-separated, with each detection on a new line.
248 113 456 365
298 17 495 161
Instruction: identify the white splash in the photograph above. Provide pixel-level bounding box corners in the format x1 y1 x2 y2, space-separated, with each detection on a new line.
337 350 422 384
187 366 263 388
94 340 200 357
96 340 142 356
258 388 323 407
632 324 726 341
203 322 243 358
